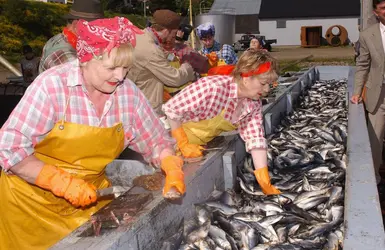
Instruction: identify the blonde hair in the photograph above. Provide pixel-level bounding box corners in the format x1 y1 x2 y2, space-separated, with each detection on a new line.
231 49 279 83
102 43 135 68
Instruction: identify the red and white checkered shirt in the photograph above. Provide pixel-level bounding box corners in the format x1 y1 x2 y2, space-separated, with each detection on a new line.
0 60 174 170
162 75 267 152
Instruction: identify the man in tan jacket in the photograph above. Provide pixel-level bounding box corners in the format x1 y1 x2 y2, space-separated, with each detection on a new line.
352 0 385 195
127 10 195 114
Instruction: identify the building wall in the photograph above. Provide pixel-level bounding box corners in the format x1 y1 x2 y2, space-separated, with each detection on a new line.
259 17 360 46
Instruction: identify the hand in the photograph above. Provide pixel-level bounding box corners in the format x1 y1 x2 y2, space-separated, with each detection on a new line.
254 166 281 195
350 94 362 104
63 179 97 207
171 127 204 158
35 164 97 207
161 156 185 199
176 30 184 40
179 143 204 158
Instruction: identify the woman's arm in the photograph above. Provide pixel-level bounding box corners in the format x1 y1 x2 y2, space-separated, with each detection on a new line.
8 155 44 183
250 148 268 170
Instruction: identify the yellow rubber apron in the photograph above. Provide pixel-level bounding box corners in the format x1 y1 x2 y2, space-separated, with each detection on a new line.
182 110 237 145
164 58 193 95
0 95 124 249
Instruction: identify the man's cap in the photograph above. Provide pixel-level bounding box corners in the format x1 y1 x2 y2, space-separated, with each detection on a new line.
63 0 104 21
153 10 181 30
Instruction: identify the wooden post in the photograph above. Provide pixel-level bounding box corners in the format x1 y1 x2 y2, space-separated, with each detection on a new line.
189 0 196 49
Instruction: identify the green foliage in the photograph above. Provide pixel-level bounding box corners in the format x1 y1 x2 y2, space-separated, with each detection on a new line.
0 0 148 62
104 11 147 28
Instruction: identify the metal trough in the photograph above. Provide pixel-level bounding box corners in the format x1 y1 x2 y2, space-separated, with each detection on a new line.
52 67 385 250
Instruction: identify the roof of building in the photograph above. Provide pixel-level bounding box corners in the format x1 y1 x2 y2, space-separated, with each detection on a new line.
209 0 262 15
259 0 360 19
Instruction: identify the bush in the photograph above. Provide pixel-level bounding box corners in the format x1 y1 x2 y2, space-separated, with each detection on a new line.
0 0 147 63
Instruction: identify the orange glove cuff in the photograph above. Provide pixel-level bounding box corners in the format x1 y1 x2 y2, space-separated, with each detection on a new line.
171 127 188 148
35 164 72 197
161 156 186 195
161 155 184 173
171 127 204 158
254 166 281 195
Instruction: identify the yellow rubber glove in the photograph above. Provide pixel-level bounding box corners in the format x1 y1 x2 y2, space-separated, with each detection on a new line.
171 127 204 158
254 166 281 195
161 156 185 199
35 164 97 207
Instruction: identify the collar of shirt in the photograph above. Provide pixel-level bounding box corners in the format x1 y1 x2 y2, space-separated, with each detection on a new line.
146 28 161 46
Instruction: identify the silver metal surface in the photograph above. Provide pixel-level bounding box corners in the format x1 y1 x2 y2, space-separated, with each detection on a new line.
195 14 235 45
210 0 262 15
96 186 128 199
0 55 22 77
342 66 385 250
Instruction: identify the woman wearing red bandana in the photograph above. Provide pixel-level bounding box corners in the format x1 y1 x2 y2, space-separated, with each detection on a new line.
163 49 281 195
0 17 186 249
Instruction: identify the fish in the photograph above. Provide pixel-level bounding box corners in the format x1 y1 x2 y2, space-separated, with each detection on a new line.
161 79 347 249
160 219 184 250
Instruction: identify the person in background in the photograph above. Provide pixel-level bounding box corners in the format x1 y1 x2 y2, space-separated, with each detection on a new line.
0 17 185 249
127 9 195 114
163 49 280 195
196 22 238 66
351 0 385 201
249 37 264 50
20 45 40 85
39 0 104 73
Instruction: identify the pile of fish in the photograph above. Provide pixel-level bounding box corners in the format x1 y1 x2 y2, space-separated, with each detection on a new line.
161 79 347 250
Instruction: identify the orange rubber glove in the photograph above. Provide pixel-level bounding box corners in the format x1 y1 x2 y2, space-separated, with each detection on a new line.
161 155 185 199
254 166 281 195
171 127 204 158
35 164 97 207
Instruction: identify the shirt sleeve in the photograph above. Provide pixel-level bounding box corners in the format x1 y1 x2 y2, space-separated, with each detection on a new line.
127 83 175 162
238 100 267 152
162 78 222 123
146 48 194 88
40 50 77 73
0 78 55 170
221 44 238 65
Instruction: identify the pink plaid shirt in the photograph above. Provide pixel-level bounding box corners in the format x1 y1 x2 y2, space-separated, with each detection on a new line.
0 60 174 171
162 75 267 152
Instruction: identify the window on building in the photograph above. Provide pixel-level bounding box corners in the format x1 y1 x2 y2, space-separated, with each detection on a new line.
277 20 286 29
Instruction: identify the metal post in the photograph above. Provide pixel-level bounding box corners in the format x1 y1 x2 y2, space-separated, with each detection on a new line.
143 0 146 18
0 55 22 77
189 0 195 49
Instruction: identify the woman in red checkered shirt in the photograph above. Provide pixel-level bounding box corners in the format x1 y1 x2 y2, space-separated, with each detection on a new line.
163 49 281 195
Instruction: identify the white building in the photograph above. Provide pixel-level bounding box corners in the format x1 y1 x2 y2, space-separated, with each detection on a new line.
258 0 360 46
210 0 360 46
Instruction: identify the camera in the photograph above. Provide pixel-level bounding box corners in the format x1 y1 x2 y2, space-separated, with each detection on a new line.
176 24 193 42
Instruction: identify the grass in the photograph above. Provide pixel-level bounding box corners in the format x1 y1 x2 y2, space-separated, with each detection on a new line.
279 57 355 75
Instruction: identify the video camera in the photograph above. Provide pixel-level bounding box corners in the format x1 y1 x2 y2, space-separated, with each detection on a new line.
176 24 193 42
